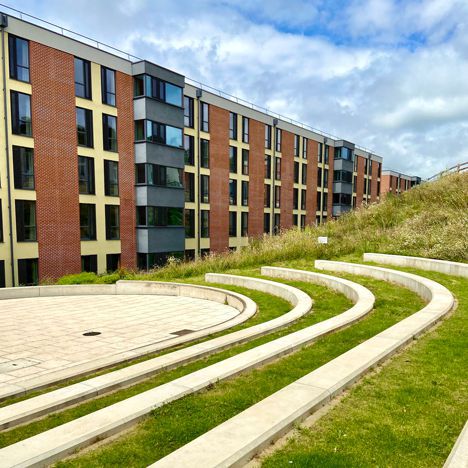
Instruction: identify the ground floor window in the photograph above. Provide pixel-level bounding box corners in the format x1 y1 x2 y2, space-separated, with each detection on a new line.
18 258 38 285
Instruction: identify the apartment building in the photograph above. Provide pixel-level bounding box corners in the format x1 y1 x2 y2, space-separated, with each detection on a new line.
0 11 383 287
381 170 421 196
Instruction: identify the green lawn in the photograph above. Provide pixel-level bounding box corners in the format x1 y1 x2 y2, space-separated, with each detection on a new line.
49 269 424 467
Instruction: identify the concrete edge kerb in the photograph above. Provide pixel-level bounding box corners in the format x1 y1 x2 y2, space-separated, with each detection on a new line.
0 281 257 403
443 421 468 467
151 261 454 468
363 253 468 278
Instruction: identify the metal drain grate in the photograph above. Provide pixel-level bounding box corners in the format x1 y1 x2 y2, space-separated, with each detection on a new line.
83 331 102 336
171 329 195 336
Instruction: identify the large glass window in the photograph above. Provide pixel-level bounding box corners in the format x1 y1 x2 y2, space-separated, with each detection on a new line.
166 125 183 147
18 258 38 286
265 124 272 149
105 205 120 240
136 206 183 227
333 170 353 183
241 181 249 206
74 57 91 99
242 116 249 143
241 212 248 237
103 114 117 152
11 91 32 136
229 211 237 237
201 175 209 203
274 185 281 208
333 193 352 205
106 254 120 272
184 96 194 127
324 145 329 164
301 189 307 210
294 162 299 184
104 160 119 196
293 188 299 209
264 213 270 234
16 200 36 242
242 149 249 175
134 120 182 147
9 35 29 82
133 74 182 106
184 134 194 165
264 184 271 208
201 210 209 237
101 66 116 106
136 164 182 188
229 146 237 173
229 112 237 140
302 165 307 185
302 137 308 159
80 203 96 240
165 82 183 106
200 102 209 132
78 156 95 194
200 139 210 168
294 135 300 157
13 146 34 190
81 255 97 273
265 155 271 179
185 209 195 238
185 172 195 202
275 128 282 152
275 157 281 180
76 107 93 147
335 146 354 161
229 179 237 205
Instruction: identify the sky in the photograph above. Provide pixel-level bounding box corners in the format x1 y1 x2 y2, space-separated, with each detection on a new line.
7 0 468 178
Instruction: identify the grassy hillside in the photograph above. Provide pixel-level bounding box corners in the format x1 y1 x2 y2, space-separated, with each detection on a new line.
59 171 468 285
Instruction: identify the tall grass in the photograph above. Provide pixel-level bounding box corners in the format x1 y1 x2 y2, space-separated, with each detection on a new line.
58 172 468 285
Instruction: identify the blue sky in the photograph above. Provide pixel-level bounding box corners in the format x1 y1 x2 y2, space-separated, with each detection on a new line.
6 0 468 177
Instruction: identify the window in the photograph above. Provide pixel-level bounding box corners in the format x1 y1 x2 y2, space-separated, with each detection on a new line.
324 145 329 164
302 137 308 159
229 211 237 237
275 128 282 152
103 114 117 152
324 169 329 186
9 35 29 82
301 215 306 229
275 157 281 180
264 155 271 179
136 206 183 226
134 120 182 147
335 147 354 161
293 188 299 209
74 57 91 99
229 179 237 205
104 160 119 196
101 66 116 106
264 184 271 208
317 167 322 187
81 255 97 273
241 149 249 175
317 191 322 210
353 175 357 190
184 96 194 127
136 164 182 188
76 107 93 147
200 102 209 132
11 91 32 136
185 209 195 238
318 143 323 163
201 175 210 203
241 181 249 206
265 124 272 149
106 254 120 272
0 260 4 288
241 212 248 237
229 112 237 140
273 213 281 234
364 158 369 173
13 146 34 190
378 163 382 178
301 189 306 210
137 251 184 269
294 135 300 157
242 116 249 143
302 165 307 185
133 74 182 106
105 205 120 240
16 200 36 242
293 214 298 226
333 193 352 205
323 192 328 209
0 202 3 243
264 213 270 234
333 170 353 183
184 134 194 165
294 162 299 183
185 172 195 202
166 82 183 106
18 258 38 286
80 203 96 240
229 146 237 173
200 139 210 168
274 186 281 208
201 210 210 237
78 156 95 194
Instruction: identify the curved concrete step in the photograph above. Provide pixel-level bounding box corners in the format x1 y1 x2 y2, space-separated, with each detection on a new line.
0 275 316 466
364 253 468 277
0 275 309 431
0 280 257 402
444 421 468 468
152 262 454 468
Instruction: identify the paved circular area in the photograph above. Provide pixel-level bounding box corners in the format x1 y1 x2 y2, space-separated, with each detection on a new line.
0 295 239 385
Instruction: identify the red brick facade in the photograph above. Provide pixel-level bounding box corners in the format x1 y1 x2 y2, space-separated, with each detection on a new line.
248 119 265 238
30 42 81 281
209 105 230 252
116 72 136 269
280 131 294 230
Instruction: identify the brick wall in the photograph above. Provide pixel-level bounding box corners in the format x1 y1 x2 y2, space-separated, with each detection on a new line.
280 130 294 229
209 105 229 252
248 119 264 238
116 72 136 269
30 42 81 281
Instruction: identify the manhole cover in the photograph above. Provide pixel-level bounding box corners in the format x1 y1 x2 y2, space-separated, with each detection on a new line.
83 331 102 336
171 329 195 336
0 358 41 373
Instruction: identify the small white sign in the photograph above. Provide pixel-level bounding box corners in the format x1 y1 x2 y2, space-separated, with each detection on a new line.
318 236 328 244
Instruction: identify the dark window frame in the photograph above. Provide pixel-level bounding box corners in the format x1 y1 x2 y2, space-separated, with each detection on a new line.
80 203 97 240
101 66 116 106
105 204 120 240
102 114 118 152
13 146 34 190
76 107 94 148
104 160 119 196
11 91 32 136
15 199 36 242
74 57 92 99
242 116 249 143
9 35 30 82
78 155 95 195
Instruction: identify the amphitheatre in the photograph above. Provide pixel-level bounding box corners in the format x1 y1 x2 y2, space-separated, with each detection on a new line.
0 172 466 467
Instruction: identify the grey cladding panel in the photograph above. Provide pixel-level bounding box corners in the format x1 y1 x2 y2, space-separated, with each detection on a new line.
135 143 185 169
136 186 184 208
132 61 184 87
137 227 185 253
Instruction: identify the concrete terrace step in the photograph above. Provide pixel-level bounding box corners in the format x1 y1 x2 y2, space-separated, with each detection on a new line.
0 275 308 430
0 270 369 467
152 261 454 468
444 421 468 468
364 253 468 277
0 280 257 402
